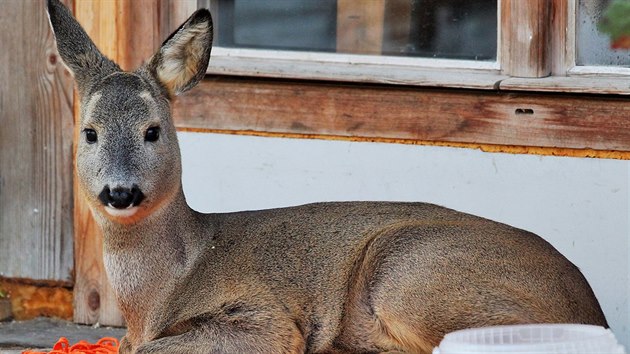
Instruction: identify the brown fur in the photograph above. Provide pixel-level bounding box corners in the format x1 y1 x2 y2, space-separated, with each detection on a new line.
47 1 608 353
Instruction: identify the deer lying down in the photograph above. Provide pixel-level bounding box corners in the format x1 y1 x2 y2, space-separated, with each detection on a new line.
46 0 607 353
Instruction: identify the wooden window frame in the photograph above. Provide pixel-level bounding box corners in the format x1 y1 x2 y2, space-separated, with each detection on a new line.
72 0 630 327
501 0 630 94
173 0 630 153
204 0 504 89
203 0 630 94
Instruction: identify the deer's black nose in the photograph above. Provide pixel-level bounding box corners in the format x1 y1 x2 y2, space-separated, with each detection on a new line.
99 185 145 209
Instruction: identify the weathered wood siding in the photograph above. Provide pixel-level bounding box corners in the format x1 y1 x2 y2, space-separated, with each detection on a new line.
173 77 630 153
0 0 74 282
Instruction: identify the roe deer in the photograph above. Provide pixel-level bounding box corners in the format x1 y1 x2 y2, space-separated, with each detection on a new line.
47 0 608 353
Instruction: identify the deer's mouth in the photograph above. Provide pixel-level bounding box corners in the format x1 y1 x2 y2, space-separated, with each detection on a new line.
104 205 139 218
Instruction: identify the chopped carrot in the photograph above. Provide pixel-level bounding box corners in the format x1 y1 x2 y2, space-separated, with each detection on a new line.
22 337 119 354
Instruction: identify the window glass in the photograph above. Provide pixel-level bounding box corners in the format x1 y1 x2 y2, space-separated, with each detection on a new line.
211 0 497 61
576 0 630 66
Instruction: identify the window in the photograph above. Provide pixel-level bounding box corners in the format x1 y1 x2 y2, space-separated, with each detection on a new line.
570 0 630 78
213 0 497 61
576 0 630 66
201 0 630 94
203 0 502 89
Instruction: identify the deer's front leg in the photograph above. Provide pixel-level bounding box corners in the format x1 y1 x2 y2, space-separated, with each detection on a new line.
118 335 133 354
134 312 305 354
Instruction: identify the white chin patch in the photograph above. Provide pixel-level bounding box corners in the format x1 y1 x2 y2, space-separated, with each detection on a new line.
105 206 139 218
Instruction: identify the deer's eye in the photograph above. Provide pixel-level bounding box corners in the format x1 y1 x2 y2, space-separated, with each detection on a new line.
145 127 160 142
84 129 97 144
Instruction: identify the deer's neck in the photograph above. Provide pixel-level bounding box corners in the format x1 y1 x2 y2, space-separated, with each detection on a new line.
97 186 209 339
100 186 197 256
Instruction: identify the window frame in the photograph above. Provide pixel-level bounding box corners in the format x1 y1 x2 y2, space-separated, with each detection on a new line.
204 0 504 89
198 0 630 95
566 0 630 76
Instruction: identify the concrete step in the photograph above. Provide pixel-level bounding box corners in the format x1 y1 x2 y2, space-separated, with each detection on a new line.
0 317 126 353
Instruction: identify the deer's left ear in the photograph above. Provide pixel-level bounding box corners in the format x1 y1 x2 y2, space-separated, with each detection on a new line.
47 0 120 95
147 9 213 97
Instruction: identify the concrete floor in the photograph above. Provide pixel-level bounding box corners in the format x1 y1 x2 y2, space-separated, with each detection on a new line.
0 317 126 353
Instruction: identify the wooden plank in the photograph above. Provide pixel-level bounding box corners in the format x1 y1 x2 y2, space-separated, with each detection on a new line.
75 0 168 72
207 51 504 90
550 0 571 75
0 278 73 321
159 0 197 42
500 76 630 95
209 56 504 89
337 0 386 54
172 76 630 152
74 0 118 65
0 0 74 281
501 0 552 77
382 0 412 56
117 0 161 71
563 0 577 72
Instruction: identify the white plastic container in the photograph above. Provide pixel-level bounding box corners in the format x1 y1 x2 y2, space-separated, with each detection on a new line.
433 324 626 354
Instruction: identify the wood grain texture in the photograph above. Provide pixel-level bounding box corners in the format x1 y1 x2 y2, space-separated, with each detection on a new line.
206 55 505 89
501 0 551 77
75 0 161 72
500 76 630 95
159 0 197 42
173 76 630 152
74 0 118 64
118 0 161 71
382 0 412 56
0 278 73 320
0 0 74 281
550 0 571 75
337 0 386 54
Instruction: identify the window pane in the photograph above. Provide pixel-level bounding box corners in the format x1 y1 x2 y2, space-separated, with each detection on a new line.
576 0 630 66
211 0 497 61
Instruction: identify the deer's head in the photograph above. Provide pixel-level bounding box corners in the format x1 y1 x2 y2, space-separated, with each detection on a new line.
47 0 212 224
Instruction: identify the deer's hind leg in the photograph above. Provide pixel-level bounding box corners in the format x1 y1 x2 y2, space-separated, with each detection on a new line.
334 223 543 354
332 224 441 354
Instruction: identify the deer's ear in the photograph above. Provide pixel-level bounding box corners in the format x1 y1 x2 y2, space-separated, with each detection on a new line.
46 0 120 94
147 9 213 97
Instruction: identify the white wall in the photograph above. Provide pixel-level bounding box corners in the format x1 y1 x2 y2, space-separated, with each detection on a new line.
179 132 629 349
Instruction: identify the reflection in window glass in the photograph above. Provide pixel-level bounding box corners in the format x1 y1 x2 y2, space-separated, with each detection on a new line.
211 0 497 61
576 0 630 66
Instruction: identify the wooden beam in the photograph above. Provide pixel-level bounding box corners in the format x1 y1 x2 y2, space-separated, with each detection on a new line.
501 0 552 77
74 0 118 65
75 0 191 72
158 0 197 42
117 0 161 71
382 0 413 56
550 0 571 75
337 0 386 54
173 76 630 152
0 0 74 281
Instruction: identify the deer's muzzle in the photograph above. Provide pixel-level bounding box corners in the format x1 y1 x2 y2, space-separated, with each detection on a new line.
99 184 145 209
